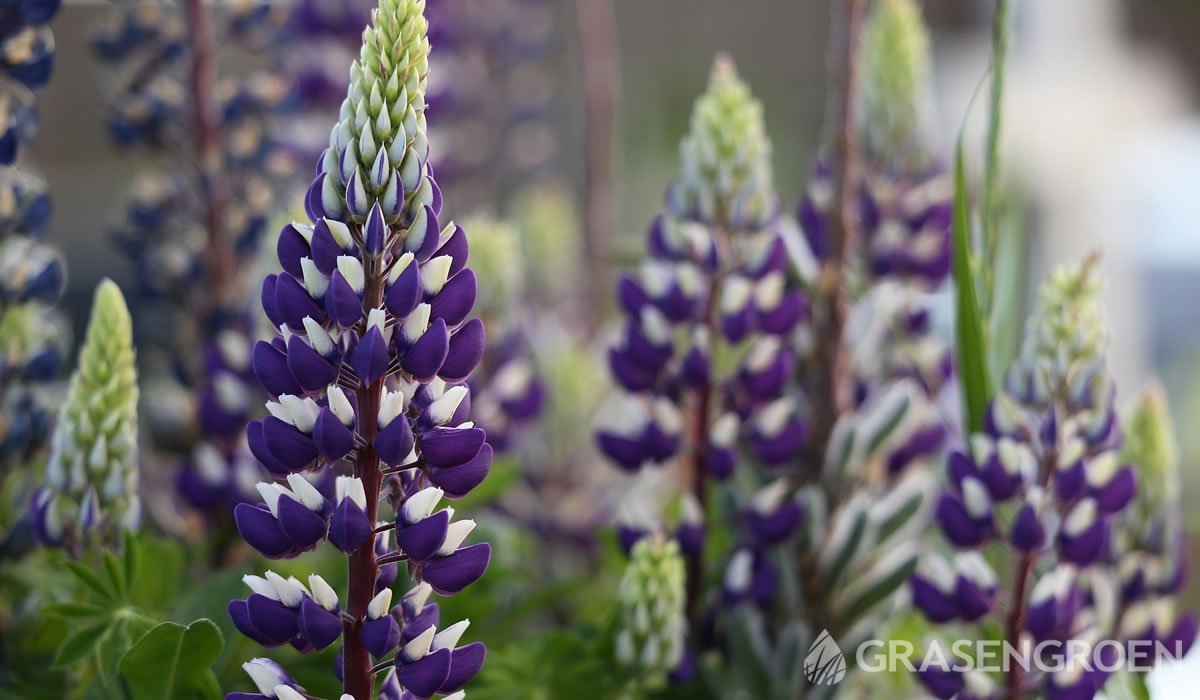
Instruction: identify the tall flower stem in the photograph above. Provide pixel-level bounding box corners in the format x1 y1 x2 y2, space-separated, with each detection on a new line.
810 0 867 458
183 0 234 315
575 0 620 333
981 0 1012 318
344 268 386 699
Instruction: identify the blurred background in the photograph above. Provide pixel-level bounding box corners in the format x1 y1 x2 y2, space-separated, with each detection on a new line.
16 0 1200 692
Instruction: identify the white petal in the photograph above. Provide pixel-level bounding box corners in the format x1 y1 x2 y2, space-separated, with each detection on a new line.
309 574 340 612
437 519 475 556
402 487 443 524
432 619 470 650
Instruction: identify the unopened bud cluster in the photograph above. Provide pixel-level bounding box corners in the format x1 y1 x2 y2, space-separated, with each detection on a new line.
616 536 687 680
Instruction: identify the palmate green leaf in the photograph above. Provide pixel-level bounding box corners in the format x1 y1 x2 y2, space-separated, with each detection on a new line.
53 620 112 667
40 602 107 618
119 619 224 700
952 123 993 435
103 550 128 602
64 560 116 602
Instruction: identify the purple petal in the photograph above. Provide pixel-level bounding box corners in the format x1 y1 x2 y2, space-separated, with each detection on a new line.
246 593 300 644
274 273 323 329
422 542 490 595
228 600 278 647
309 219 344 274
375 415 415 466
395 509 450 562
326 271 363 328
313 408 356 461
1094 466 1136 513
253 340 303 397
1010 503 1046 552
440 642 486 693
397 647 451 698
439 319 485 383
261 275 283 327
402 318 449 381
286 336 338 392
351 326 390 385
365 203 387 257
299 597 342 650
361 615 402 658
328 496 372 552
276 223 311 278
429 269 476 328
276 494 328 550
428 443 492 499
420 426 486 469
246 420 291 476
596 432 644 471
910 576 958 624
234 503 295 559
435 224 469 275
384 260 422 318
261 416 318 470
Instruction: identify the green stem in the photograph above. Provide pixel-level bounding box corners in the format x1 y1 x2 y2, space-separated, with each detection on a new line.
980 0 1013 319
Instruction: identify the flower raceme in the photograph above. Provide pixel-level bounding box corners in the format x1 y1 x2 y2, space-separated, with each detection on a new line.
32 279 139 549
911 261 1194 699
229 1 491 697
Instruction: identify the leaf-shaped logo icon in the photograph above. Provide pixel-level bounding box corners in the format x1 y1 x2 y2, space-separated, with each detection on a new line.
804 629 847 686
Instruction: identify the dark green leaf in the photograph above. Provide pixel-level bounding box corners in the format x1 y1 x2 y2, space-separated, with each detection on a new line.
819 502 867 587
119 619 224 700
40 602 108 619
123 530 140 587
953 126 994 434
837 549 919 626
103 550 128 602
96 617 130 686
54 620 112 667
65 560 115 602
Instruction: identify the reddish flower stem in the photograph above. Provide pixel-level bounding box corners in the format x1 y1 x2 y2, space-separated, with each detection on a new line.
575 0 620 333
344 267 386 700
808 0 867 459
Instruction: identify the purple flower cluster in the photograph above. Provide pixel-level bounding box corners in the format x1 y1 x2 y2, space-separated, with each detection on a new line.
228 1 491 697
912 262 1194 699
0 0 63 470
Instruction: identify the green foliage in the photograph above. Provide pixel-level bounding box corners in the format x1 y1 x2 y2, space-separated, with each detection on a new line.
861 0 931 156
952 129 993 434
119 620 223 700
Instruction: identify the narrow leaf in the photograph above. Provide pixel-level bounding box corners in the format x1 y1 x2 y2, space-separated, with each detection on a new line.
54 621 112 667
952 127 993 434
40 602 108 619
103 551 128 602
65 560 116 602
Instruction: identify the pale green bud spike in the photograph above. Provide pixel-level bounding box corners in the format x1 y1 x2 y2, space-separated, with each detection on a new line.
667 54 777 233
1120 386 1179 509
43 279 139 545
616 535 687 682
1027 257 1105 366
328 0 431 222
861 0 931 157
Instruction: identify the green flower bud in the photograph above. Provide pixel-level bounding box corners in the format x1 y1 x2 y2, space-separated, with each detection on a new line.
861 0 932 157
615 535 687 682
1121 386 1179 516
324 0 432 223
667 54 777 233
1007 258 1109 407
38 279 139 546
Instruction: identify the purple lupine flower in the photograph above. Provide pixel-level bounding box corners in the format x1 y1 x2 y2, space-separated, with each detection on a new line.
229 1 491 697
912 261 1192 699
91 0 310 524
0 0 63 475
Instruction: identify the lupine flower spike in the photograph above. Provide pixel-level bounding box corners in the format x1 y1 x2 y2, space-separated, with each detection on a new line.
1 0 64 473
912 260 1194 699
616 535 687 687
230 1 491 697
32 279 139 550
